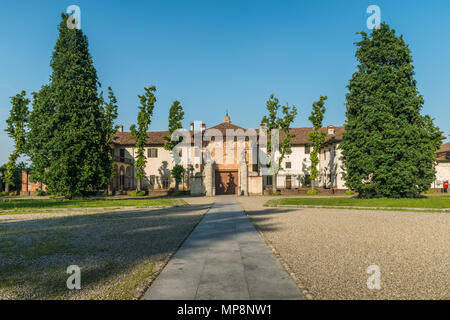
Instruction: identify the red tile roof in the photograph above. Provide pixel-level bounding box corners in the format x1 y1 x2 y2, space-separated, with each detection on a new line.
112 122 345 146
437 142 450 154
112 131 169 146
208 122 247 134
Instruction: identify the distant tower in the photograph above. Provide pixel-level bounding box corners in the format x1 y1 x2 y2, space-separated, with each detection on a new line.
224 109 231 123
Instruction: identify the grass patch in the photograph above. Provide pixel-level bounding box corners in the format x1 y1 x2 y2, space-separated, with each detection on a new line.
0 208 111 216
266 196 450 209
98 262 156 300
0 198 178 211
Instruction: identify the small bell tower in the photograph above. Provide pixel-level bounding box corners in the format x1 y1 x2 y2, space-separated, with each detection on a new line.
223 109 231 124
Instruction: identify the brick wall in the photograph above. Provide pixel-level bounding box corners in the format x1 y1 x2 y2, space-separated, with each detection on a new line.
21 171 46 193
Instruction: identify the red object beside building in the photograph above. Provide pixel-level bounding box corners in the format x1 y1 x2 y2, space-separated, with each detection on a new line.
21 170 46 194
444 181 449 189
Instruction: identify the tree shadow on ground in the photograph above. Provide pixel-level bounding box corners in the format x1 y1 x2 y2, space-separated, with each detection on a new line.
0 204 212 299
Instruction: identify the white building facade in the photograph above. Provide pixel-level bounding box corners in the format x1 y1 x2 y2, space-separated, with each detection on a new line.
110 113 448 195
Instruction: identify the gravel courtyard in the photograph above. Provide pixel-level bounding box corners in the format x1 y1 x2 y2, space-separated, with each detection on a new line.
0 197 212 300
238 196 450 300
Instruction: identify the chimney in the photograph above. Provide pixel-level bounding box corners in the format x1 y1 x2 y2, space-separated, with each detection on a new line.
201 123 206 133
260 123 266 131
119 125 124 133
327 125 335 135
190 122 194 131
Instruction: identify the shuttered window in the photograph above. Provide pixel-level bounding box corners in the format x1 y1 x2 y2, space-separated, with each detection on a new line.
148 148 158 158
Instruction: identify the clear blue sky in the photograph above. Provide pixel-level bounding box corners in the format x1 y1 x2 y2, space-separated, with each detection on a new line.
1 0 449 165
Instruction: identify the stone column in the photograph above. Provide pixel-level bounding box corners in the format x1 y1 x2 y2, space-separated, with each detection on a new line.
204 162 214 197
239 151 249 196
240 163 248 196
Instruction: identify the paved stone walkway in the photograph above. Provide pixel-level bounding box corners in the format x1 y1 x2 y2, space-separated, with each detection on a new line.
142 196 304 300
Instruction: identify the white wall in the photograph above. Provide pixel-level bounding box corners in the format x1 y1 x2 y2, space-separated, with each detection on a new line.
113 146 179 190
433 162 450 188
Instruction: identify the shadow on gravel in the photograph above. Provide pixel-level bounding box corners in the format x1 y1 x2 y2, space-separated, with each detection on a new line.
244 207 299 233
0 204 211 299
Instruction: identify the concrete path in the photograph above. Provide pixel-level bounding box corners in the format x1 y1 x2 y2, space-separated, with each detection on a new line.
142 196 304 300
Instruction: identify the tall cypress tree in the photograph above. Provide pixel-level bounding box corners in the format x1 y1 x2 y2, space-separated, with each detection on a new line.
340 24 442 197
37 14 117 198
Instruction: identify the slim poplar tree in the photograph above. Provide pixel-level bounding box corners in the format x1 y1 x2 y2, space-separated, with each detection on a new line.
308 96 327 190
5 91 29 194
261 94 298 194
130 86 157 192
163 101 184 151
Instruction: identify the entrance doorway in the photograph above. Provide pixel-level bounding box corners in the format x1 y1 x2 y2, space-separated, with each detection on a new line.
215 171 238 195
286 175 292 189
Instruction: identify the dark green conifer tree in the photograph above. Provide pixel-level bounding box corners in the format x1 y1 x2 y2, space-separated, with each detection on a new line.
29 14 118 198
340 24 442 197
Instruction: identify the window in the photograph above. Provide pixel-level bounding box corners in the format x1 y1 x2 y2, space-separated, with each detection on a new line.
252 164 259 172
305 145 310 154
266 176 273 186
148 148 158 158
120 149 125 162
324 149 327 160
162 178 169 189
285 162 292 169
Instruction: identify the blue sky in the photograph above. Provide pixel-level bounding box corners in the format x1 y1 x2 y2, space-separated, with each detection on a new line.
1 0 449 165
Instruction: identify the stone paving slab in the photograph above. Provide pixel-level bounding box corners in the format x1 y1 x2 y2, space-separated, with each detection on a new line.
142 196 304 300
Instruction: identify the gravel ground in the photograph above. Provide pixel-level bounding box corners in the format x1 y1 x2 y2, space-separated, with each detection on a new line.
238 196 450 300
0 197 213 300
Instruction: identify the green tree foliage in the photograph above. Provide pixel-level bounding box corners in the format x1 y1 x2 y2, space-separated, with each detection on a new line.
5 91 29 193
171 164 185 192
26 14 119 199
340 24 442 197
26 85 54 186
308 96 327 189
99 87 119 189
130 86 157 191
0 162 27 193
261 94 298 193
163 100 184 151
